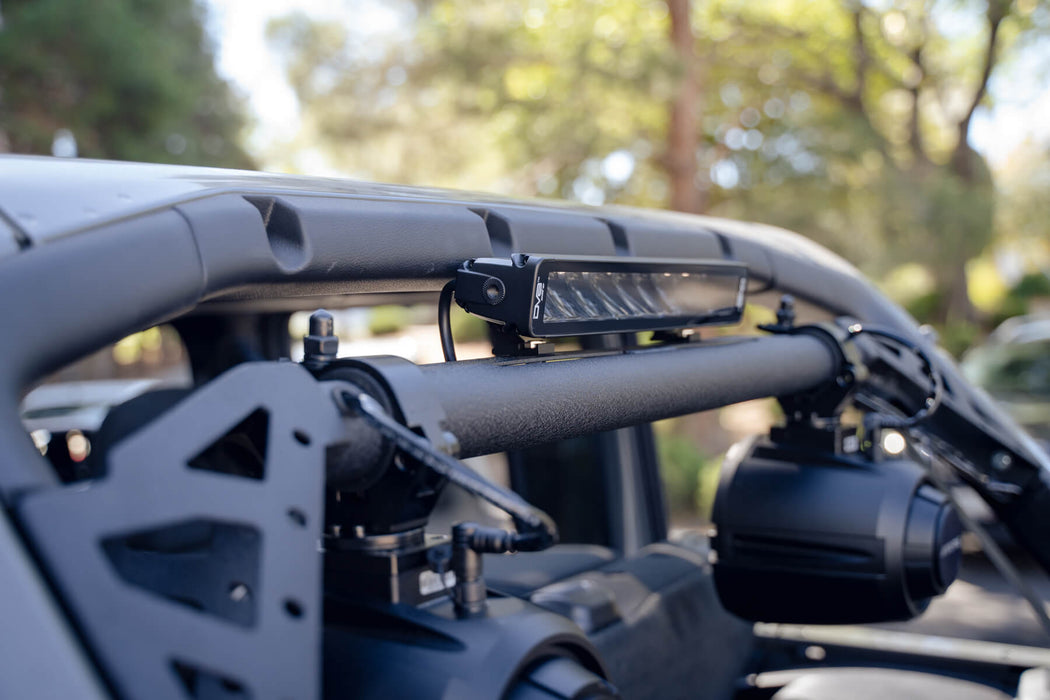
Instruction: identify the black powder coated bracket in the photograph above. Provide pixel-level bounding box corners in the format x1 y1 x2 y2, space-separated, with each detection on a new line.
341 390 557 548
322 355 458 457
15 362 350 700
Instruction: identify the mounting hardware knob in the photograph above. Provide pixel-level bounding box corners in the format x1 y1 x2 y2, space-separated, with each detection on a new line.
304 309 338 369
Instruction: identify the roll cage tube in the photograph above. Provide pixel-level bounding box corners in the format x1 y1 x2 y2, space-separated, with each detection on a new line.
415 335 840 458
311 333 839 466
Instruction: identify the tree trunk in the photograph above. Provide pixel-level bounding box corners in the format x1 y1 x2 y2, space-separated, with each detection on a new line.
666 0 704 214
934 3 1005 326
943 143 993 324
942 261 976 325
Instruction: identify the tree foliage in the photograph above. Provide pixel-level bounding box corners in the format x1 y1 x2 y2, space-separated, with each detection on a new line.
0 0 253 168
268 1 675 205
271 0 1048 324
709 0 1046 321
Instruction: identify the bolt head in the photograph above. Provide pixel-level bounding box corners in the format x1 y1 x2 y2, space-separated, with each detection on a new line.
304 335 338 357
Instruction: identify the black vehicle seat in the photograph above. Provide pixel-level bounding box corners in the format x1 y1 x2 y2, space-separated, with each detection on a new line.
769 667 1011 700
484 545 617 597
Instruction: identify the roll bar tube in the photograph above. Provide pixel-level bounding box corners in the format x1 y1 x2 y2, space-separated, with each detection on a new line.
417 334 843 458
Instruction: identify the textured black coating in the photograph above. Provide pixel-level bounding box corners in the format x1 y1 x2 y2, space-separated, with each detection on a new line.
419 335 839 458
18 363 335 700
348 391 558 544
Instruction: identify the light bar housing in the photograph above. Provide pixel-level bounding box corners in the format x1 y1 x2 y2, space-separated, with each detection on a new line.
454 254 748 338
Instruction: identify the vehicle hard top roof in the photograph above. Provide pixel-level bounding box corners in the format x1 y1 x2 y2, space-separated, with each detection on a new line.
0 155 907 330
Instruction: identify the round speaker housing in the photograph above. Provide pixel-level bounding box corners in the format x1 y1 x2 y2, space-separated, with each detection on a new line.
712 436 962 624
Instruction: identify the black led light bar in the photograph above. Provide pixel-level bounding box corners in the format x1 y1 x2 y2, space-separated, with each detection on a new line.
454 254 748 338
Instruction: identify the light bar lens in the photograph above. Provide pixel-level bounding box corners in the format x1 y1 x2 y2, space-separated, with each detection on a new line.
454 255 748 338
543 270 741 324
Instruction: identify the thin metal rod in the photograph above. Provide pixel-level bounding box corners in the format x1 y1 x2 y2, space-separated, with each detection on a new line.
342 391 558 548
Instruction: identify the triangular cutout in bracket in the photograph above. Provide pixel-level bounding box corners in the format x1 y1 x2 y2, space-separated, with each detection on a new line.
187 409 269 480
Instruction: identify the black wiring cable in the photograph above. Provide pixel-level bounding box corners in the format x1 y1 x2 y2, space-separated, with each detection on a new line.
844 323 943 429
438 280 457 362
906 437 1050 641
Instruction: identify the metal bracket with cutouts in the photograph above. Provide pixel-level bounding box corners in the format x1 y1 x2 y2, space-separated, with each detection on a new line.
18 362 346 700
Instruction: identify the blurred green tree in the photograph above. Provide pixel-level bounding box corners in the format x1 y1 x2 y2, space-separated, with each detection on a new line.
709 0 1046 324
268 0 1047 324
994 139 1050 283
267 1 678 208
0 0 253 167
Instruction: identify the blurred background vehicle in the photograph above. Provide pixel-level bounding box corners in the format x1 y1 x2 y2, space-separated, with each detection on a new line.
963 315 1050 446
